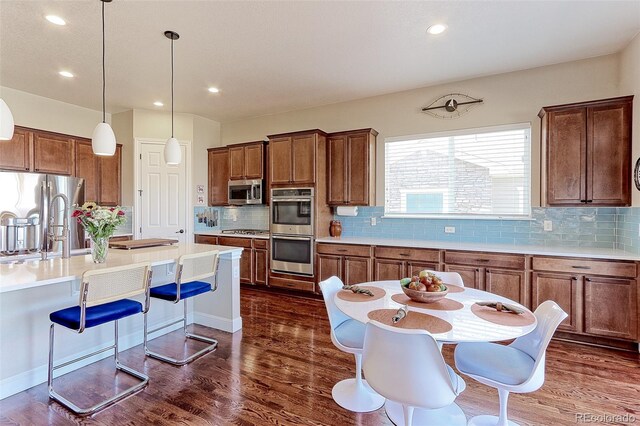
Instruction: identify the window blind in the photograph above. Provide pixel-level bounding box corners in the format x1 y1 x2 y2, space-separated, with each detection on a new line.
384 124 531 218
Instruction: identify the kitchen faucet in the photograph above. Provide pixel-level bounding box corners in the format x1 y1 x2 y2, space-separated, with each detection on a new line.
48 193 70 259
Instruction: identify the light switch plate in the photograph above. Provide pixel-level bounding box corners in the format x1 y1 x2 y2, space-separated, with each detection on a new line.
544 220 552 231
371 217 377 226
444 226 455 234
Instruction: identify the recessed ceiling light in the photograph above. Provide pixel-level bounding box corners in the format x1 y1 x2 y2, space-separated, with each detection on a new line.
46 15 66 26
208 87 219 93
58 71 74 78
426 24 447 35
153 101 164 107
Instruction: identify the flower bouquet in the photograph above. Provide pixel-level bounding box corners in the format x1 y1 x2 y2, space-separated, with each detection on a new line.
72 202 126 263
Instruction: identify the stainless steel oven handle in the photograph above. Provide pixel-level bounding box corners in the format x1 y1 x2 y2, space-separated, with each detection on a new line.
271 198 313 202
272 235 312 241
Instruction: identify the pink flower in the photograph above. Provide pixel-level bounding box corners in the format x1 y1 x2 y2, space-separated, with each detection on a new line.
117 210 125 216
72 210 82 218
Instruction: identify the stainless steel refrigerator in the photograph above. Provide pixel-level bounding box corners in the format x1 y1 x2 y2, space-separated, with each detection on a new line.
0 172 85 258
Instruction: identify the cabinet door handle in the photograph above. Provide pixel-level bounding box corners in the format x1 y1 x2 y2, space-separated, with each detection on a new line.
585 278 592 282
399 253 411 257
475 268 480 272
585 200 593 203
336 249 347 252
571 266 591 270
580 199 587 203
476 259 490 263
571 276 577 280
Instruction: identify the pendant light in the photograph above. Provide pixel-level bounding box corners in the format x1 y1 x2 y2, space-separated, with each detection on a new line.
0 98 15 140
91 0 116 156
164 30 181 165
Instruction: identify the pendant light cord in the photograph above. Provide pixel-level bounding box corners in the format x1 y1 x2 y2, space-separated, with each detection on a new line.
101 0 106 123
171 37 174 138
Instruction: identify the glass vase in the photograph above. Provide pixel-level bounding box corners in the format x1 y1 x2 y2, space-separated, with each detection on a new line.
90 236 109 263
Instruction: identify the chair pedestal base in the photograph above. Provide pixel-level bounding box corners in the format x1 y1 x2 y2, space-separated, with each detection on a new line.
468 415 519 426
332 378 385 413
385 399 466 426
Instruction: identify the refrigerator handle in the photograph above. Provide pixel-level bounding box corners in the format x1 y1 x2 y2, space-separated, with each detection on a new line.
40 180 47 258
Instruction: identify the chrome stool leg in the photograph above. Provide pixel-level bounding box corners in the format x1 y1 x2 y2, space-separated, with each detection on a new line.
48 320 149 416
144 299 218 366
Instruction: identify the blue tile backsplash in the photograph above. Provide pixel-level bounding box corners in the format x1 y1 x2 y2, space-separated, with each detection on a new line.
333 206 640 252
194 205 640 254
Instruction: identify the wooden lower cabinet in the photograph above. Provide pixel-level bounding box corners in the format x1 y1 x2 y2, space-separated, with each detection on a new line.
317 254 342 282
485 268 526 306
531 256 638 342
374 259 404 281
344 256 372 286
240 249 253 285
583 276 637 340
444 264 482 289
531 272 580 333
254 248 268 286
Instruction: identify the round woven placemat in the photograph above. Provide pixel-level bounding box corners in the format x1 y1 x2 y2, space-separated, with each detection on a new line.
445 285 465 293
368 309 453 334
391 293 464 311
471 303 536 327
336 286 386 302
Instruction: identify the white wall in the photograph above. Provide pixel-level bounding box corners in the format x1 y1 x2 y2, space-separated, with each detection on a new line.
620 33 640 206
221 54 621 206
0 86 109 138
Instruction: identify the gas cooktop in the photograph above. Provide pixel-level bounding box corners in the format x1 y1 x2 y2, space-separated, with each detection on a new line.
221 229 270 236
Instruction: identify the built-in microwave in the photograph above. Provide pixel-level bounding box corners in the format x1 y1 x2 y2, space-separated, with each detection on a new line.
228 179 263 205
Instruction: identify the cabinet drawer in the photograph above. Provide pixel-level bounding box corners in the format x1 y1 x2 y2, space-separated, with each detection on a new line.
375 246 440 263
253 239 269 249
269 276 315 292
317 243 372 257
195 235 219 245
218 236 253 248
532 256 636 278
445 251 524 270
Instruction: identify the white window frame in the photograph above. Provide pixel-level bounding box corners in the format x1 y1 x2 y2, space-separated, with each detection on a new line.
384 123 532 220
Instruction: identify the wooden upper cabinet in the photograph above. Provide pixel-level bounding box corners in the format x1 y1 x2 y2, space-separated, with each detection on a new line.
75 140 100 203
244 143 264 179
33 131 74 175
99 144 122 206
208 147 229 206
269 137 293 184
539 96 632 207
327 129 377 206
0 126 31 171
291 134 315 184
268 130 325 186
229 146 245 180
229 141 264 180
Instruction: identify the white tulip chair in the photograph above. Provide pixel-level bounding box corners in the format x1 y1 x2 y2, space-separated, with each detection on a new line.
425 270 465 287
454 300 568 426
362 320 467 426
319 276 385 412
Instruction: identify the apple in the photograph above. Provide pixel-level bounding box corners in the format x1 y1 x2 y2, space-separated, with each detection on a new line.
427 284 441 292
416 283 427 292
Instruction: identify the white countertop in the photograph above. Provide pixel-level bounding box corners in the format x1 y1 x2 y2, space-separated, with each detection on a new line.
316 236 640 261
0 243 243 294
195 231 270 240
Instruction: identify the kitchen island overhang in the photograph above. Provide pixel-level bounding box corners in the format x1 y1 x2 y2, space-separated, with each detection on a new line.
0 243 243 399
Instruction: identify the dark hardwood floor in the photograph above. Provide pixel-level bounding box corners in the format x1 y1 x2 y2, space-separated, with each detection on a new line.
1 288 639 425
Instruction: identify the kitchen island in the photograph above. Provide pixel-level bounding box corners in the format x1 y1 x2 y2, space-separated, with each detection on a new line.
0 243 243 399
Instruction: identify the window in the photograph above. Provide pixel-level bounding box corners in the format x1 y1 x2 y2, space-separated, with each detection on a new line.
384 123 531 218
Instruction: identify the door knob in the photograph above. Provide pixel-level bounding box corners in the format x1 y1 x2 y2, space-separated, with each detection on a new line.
176 229 184 234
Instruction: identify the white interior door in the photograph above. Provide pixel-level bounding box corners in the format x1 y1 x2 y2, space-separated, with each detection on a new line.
139 141 188 242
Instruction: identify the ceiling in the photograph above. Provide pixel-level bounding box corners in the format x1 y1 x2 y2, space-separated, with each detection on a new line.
0 1 639 123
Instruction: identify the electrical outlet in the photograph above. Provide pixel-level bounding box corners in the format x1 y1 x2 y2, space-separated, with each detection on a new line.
371 217 377 226
544 220 552 231
444 226 455 234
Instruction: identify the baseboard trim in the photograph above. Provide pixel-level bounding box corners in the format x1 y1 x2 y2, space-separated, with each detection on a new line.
0 316 184 400
193 312 242 333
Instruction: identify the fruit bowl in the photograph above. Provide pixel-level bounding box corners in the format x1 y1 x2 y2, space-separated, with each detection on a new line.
400 271 449 304
401 284 448 303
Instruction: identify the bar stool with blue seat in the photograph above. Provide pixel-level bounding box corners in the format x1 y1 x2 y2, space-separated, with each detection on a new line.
144 250 220 365
48 262 153 416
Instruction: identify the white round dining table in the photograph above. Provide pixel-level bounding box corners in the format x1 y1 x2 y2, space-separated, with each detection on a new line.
334 280 537 343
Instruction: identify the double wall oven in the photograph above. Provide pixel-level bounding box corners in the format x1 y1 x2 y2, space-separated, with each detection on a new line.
270 188 314 276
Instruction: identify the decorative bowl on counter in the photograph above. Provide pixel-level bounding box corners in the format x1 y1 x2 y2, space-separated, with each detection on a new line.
400 271 449 303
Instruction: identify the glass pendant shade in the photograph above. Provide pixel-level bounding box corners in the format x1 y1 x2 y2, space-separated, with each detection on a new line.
91 122 116 156
164 136 181 165
0 98 15 140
